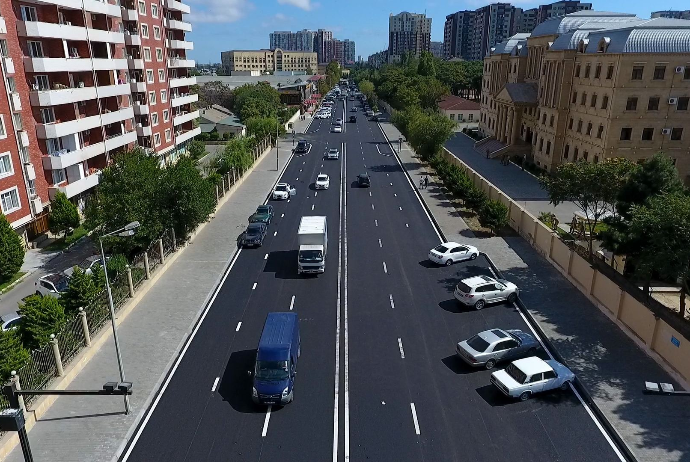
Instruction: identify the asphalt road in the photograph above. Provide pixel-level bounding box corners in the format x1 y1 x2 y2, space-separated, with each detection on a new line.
120 97 622 462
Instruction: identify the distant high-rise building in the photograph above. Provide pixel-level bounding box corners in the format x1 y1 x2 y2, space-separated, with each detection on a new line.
269 29 316 51
430 41 444 58
652 10 690 19
270 31 292 50
444 11 475 59
315 29 334 63
536 1 592 23
367 49 388 68
515 8 539 33
343 40 356 65
388 12 432 63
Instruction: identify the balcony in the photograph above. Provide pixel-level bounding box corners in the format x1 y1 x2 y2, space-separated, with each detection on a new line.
166 39 193 50
18 21 123 44
164 18 192 32
163 0 190 14
18 131 30 148
0 16 6 34
34 0 122 17
173 109 199 126
129 80 146 93
170 93 198 107
167 57 195 68
169 76 196 88
132 102 149 115
175 126 201 145
10 92 21 111
42 142 105 170
48 171 100 200
23 56 128 73
37 107 134 139
30 83 129 106
121 7 138 21
97 82 131 98
101 106 134 125
127 57 144 69
124 32 141 46
136 124 152 136
105 130 136 151
2 57 14 74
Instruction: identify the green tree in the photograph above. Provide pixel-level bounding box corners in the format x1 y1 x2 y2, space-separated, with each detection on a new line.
194 81 234 109
18 295 66 350
478 200 509 233
541 159 635 257
414 76 449 110
91 263 106 292
106 254 128 278
417 51 436 77
246 117 285 141
233 82 281 122
161 157 216 238
407 111 455 160
48 191 80 239
0 330 29 382
0 214 24 283
394 86 420 109
187 139 207 161
214 138 254 174
61 267 100 314
359 80 375 100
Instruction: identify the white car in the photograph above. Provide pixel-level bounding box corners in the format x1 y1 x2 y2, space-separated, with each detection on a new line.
332 126 342 133
326 148 339 160
35 273 70 298
428 242 478 266
335 118 343 126
490 357 575 401
453 275 518 310
315 174 330 190
64 255 108 277
272 182 296 200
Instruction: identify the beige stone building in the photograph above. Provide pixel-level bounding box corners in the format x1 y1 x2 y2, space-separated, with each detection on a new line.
478 12 690 181
221 49 317 74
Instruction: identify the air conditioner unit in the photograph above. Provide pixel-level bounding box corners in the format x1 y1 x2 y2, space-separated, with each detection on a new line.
30 197 43 215
669 97 678 105
675 66 685 74
662 128 672 135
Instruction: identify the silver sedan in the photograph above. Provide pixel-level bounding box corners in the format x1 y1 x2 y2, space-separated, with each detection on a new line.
456 328 540 369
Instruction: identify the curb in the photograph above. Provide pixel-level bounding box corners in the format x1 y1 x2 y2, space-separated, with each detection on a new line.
0 272 32 295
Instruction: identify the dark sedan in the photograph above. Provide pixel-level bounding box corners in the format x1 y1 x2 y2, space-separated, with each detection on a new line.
249 205 274 224
357 173 371 187
241 223 267 247
349 116 357 123
456 328 540 370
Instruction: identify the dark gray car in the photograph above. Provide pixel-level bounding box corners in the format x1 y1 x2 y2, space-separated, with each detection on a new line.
241 223 267 248
456 328 540 370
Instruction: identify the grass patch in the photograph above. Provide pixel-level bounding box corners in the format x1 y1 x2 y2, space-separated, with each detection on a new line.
0 271 28 294
43 225 89 251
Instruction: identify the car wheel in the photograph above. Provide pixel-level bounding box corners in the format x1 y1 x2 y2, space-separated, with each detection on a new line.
470 253 478 260
474 299 486 310
560 381 571 391
445 259 453 266
485 359 496 370
519 391 532 401
507 293 517 304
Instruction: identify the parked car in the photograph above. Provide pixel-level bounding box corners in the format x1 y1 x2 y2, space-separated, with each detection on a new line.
272 183 296 200
64 255 109 277
295 140 311 154
241 223 268 248
428 242 479 266
372 115 386 122
249 210 272 225
490 357 575 401
349 116 357 123
453 275 518 310
456 329 540 369
332 126 342 133
357 173 371 187
255 205 274 221
326 148 340 160
315 174 330 190
35 273 70 298
0 313 22 331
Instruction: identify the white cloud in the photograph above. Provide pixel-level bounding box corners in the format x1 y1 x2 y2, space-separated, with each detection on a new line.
188 0 252 23
277 0 315 11
261 12 293 28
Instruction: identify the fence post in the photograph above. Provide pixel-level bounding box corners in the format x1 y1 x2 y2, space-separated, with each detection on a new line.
171 228 177 251
126 265 134 297
232 168 236 184
216 184 219 202
10 372 26 412
50 334 64 377
144 251 151 279
78 307 91 347
159 239 165 264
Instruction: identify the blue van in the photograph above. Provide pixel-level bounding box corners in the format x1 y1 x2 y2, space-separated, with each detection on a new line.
252 312 300 405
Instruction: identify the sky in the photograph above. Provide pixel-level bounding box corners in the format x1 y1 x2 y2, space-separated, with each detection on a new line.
186 0 690 64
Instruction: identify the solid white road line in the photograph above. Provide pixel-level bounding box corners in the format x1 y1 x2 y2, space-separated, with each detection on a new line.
211 377 220 392
369 191 372 197
274 231 278 236
375 219 378 227
343 141 350 462
399 206 403 211
389 294 395 309
398 338 405 359
378 239 382 248
383 262 388 274
252 283 257 290
315 191 318 197
312 204 315 210
333 136 344 462
281 213 284 218
236 322 242 331
290 295 295 311
394 193 397 197
264 253 268 260
288 199 290 203
371 204 375 210
296 177 299 181
406 224 409 228
262 406 272 437
410 403 421 435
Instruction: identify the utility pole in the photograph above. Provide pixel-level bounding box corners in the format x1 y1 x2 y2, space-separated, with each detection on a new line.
276 115 279 171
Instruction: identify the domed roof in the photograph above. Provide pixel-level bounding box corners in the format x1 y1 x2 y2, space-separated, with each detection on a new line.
531 11 639 37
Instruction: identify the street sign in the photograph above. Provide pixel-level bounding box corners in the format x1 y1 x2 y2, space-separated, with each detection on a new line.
671 336 680 348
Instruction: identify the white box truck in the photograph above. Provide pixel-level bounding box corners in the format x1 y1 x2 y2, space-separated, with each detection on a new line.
298 216 328 275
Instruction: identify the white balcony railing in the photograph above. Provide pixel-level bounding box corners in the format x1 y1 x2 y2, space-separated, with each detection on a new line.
34 0 122 17
2 57 14 74
48 171 100 200
170 93 198 107
165 39 193 50
124 32 141 46
121 8 138 21
105 130 137 151
23 56 128 73
136 124 153 136
30 83 129 106
164 18 192 32
129 80 147 93
42 142 105 170
132 102 150 115
0 17 7 34
175 126 201 145
18 21 124 44
167 57 195 68
37 107 134 139
173 109 199 126
168 76 196 88
127 57 144 69
164 0 190 14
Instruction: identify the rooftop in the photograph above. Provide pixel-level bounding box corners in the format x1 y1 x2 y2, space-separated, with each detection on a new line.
531 11 638 37
438 94 480 111
196 74 317 91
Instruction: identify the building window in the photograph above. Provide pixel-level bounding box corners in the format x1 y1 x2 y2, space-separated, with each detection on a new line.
631 66 643 80
151 112 159 126
0 115 6 139
141 24 149 38
620 127 632 140
165 129 171 142
591 94 597 108
581 92 587 105
549 115 554 127
151 3 158 17
572 91 577 104
594 155 599 164
149 91 156 105
12 112 21 131
568 118 573 130
468 114 473 121
594 64 601 79
0 187 20 214
685 67 690 80
28 41 44 58
583 151 589 161
20 6 38 22
626 97 638 111
156 48 163 62
539 138 544 151
671 128 683 140
154 133 161 146
575 64 581 77
601 94 609 110
0 152 13 178
143 47 151 62
606 64 614 79
574 148 579 161
563 144 569 159
577 120 583 133
584 64 591 78
146 69 154 83
586 122 592 136
641 128 654 140
648 97 660 111
138 0 146 15
160 90 167 103
35 75 49 91
153 26 161 40
158 69 165 82
597 125 604 138
653 65 666 80
677 97 689 111
449 113 454 121
163 110 169 122
546 141 551 155
542 113 546 125
41 108 55 124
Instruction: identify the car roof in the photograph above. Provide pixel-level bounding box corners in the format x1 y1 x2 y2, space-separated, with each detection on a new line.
512 357 552 375
257 205 271 210
276 182 289 187
0 313 21 323
359 173 369 177
43 273 68 283
461 275 496 287
478 329 509 344
317 174 328 178
329 148 338 151
247 222 265 230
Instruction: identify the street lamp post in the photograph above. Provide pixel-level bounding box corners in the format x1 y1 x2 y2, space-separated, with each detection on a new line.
276 115 280 171
292 129 295 147
99 220 140 414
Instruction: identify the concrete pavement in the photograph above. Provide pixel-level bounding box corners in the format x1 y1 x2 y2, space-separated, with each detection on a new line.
383 121 690 462
3 119 311 462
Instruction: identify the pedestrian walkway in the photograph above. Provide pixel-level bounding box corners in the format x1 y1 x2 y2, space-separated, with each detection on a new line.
379 121 690 462
3 133 301 462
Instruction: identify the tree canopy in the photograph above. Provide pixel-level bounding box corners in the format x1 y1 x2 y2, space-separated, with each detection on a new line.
233 82 282 122
0 214 24 282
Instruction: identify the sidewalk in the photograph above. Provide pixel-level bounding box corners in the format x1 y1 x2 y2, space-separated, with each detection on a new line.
379 121 690 462
3 125 307 461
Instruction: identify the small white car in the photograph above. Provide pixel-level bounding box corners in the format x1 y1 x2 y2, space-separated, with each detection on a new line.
428 242 479 266
326 148 339 160
272 183 296 200
64 255 108 277
335 118 343 126
332 126 342 133
315 174 330 190
453 275 518 310
490 357 575 401
35 273 70 298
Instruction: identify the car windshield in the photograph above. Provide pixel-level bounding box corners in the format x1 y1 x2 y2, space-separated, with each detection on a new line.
330 149 337 153
255 360 289 381
299 250 323 262
434 245 450 254
257 206 270 214
505 363 528 384
467 335 490 353
54 277 69 292
78 259 98 270
276 185 288 192
247 226 262 236
318 176 328 181
456 281 472 294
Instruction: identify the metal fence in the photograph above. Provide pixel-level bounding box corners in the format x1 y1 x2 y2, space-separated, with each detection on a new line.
15 343 57 407
54 315 86 366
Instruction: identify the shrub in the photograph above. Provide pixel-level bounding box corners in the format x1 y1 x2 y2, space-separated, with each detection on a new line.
61 267 100 314
49 191 80 239
222 132 231 140
0 214 24 283
478 200 509 233
197 132 210 141
18 295 66 349
465 186 487 210
209 131 220 141
107 254 129 277
0 330 30 382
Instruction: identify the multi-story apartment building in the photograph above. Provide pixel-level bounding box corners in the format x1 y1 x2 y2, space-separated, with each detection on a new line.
652 10 690 20
388 12 431 63
221 49 317 74
342 39 355 66
536 1 591 23
269 29 316 52
430 41 443 58
367 49 387 68
516 8 539 33
323 39 343 66
315 29 332 64
478 12 690 181
444 11 474 59
0 0 197 242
